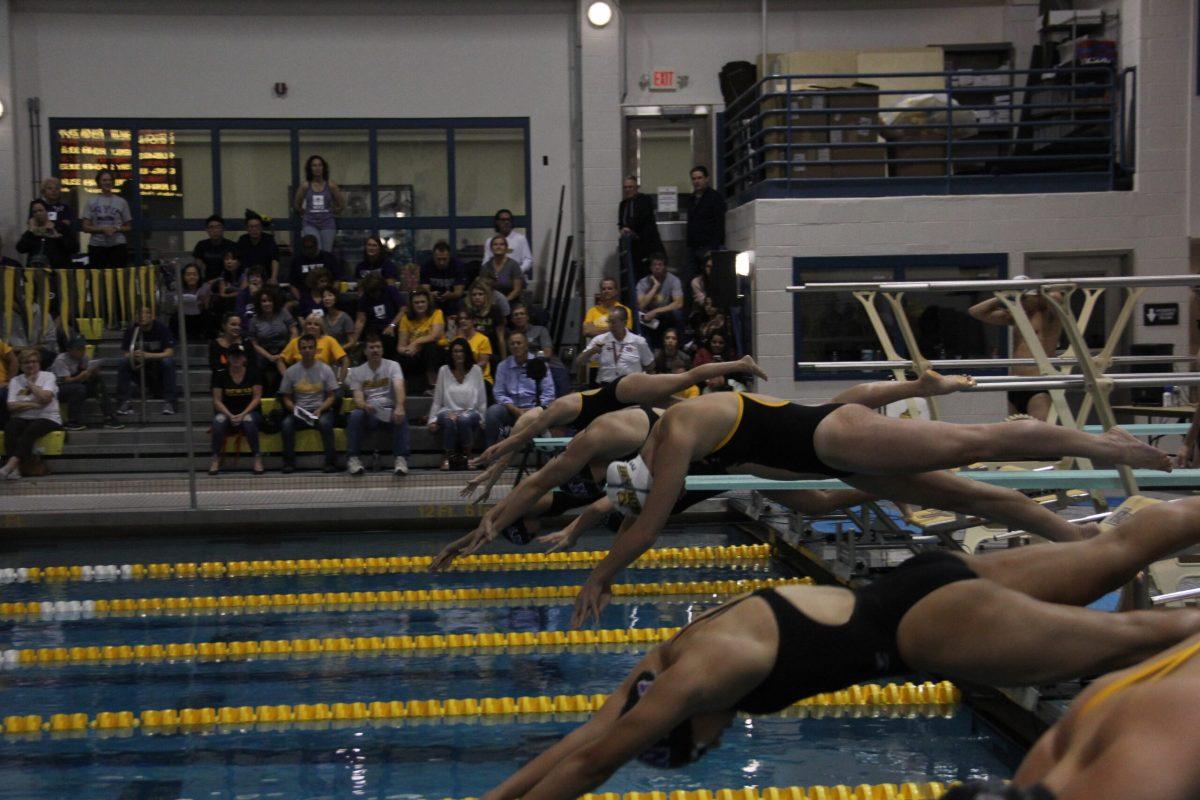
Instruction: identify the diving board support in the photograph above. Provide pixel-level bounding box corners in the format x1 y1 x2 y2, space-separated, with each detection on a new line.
1152 586 1200 605
878 291 941 420
852 291 930 420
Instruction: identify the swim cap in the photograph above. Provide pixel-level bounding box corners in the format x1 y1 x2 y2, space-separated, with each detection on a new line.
619 671 708 768
500 519 535 545
606 456 652 518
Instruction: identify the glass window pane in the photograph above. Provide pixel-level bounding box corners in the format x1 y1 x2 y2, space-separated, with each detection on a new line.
638 128 694 195
455 227 497 265
139 129 213 222
219 129 291 219
901 264 1005 360
794 266 893 363
297 130 370 219
378 129 448 217
454 129 526 217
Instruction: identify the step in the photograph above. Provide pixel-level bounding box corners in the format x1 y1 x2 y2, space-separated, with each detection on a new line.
62 395 435 425
55 423 455 455
38 452 457 474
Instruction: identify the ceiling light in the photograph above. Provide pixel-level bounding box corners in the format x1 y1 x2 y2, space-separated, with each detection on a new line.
587 1 613 27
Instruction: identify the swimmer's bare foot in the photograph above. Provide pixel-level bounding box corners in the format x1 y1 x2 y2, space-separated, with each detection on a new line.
1102 426 1173 472
739 355 768 382
916 368 975 396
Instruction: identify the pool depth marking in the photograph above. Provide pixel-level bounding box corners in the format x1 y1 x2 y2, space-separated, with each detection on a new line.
0 544 773 584
0 577 809 620
1 680 961 738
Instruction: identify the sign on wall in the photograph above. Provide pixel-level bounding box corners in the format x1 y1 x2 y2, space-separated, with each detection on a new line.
1143 303 1179 326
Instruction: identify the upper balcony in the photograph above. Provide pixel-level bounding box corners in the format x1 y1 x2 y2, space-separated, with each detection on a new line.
721 65 1135 206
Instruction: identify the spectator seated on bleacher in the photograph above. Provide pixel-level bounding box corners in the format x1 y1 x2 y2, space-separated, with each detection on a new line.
396 289 444 394
236 210 281 286
210 344 264 476
193 214 236 284
485 331 554 447
507 303 552 356
464 280 508 362
7 296 60 369
278 333 339 473
116 307 178 416
479 234 525 305
320 289 355 346
420 240 468 315
689 294 731 349
354 274 406 360
289 234 341 298
209 312 246 374
296 267 335 319
429 337 487 470
582 277 631 340
2 347 62 479
0 338 16 428
215 250 246 312
29 177 79 258
247 287 298 396
578 306 654 386
453 314 493 384
653 327 698 398
176 263 215 342
281 313 349 384
690 252 714 307
53 336 123 431
635 252 684 349
234 266 267 324
694 331 745 394
355 236 398 284
346 333 410 477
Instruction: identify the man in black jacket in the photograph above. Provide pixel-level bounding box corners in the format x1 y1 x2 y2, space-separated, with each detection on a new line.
617 176 662 281
684 165 725 308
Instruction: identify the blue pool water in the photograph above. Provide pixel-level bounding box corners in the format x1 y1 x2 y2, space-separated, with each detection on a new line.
0 527 1018 798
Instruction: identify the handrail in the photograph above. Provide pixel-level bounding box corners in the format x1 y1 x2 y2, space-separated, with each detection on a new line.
1152 587 1200 605
787 276 1200 293
797 355 1196 371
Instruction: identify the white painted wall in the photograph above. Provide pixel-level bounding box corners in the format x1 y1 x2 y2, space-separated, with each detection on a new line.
0 0 18 252
6 0 574 280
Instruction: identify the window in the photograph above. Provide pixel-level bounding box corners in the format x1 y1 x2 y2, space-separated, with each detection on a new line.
792 254 1008 380
51 118 530 268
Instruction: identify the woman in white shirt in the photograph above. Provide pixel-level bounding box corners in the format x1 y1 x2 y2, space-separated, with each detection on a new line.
2 348 62 479
428 337 487 470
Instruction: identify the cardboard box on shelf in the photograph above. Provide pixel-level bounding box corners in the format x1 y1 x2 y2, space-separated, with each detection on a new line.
829 146 887 178
827 83 881 144
887 128 947 177
762 145 832 180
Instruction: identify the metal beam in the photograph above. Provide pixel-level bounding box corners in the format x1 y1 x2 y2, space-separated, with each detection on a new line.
684 469 1200 492
795 355 1196 371
787 275 1200 293
1152 587 1200 605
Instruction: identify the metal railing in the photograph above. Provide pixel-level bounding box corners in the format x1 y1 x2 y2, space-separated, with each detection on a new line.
722 65 1131 202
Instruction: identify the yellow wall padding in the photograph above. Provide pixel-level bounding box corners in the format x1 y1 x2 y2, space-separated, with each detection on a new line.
3 268 14 340
74 271 88 323
38 271 50 339
22 272 35 338
59 271 72 330
103 270 116 328
141 266 155 318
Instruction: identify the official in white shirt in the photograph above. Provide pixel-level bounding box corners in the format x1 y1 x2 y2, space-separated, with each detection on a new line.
485 209 533 283
578 307 655 385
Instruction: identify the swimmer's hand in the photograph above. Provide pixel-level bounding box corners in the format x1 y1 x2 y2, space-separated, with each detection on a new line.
460 460 506 502
471 441 505 468
430 526 495 571
570 577 613 629
536 521 583 554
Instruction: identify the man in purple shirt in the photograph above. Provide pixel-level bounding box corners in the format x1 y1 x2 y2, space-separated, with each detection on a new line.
484 331 555 445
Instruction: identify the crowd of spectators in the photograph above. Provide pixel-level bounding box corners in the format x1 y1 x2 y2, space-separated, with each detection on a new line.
1 162 741 476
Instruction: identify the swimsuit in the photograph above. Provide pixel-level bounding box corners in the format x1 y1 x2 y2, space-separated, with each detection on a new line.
1076 637 1200 720
710 394 851 478
574 375 630 431
675 550 977 714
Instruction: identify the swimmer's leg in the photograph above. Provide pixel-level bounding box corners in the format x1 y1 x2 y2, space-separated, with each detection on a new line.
963 497 1200 606
898 578 1200 685
1026 391 1052 422
615 356 768 405
830 369 975 409
815 404 1171 474
762 488 875 515
844 471 1085 543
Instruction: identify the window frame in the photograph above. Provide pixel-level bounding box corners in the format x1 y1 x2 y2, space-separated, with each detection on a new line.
49 116 533 265
791 252 1010 382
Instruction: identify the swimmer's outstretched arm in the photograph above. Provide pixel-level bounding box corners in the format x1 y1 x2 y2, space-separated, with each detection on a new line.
571 433 691 628
473 400 578 467
538 497 614 553
829 369 974 409
617 355 768 404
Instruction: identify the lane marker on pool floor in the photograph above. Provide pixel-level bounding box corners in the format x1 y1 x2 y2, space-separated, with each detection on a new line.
0 545 774 584
0 577 810 621
1 680 960 739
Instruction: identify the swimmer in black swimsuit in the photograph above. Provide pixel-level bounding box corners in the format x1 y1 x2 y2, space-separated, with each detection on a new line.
575 388 1174 626
461 355 769 502
483 498 1200 800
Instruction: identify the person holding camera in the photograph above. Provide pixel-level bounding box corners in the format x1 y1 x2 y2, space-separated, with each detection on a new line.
484 331 554 447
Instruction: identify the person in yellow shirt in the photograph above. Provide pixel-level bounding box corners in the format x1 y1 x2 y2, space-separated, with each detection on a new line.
281 313 349 383
582 277 632 338
397 289 445 394
0 338 17 427
456 315 493 383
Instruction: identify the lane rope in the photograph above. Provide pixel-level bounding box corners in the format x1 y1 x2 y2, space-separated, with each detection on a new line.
1 680 960 737
0 577 809 621
0 544 773 584
506 784 954 800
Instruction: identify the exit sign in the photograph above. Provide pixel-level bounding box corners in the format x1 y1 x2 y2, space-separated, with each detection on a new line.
651 69 677 91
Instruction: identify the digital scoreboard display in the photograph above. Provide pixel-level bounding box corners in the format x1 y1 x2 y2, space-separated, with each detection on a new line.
57 128 182 197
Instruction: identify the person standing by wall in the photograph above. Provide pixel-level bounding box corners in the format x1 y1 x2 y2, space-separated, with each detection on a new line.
29 177 78 257
486 209 533 284
684 165 724 310
618 175 662 282
293 155 344 254
81 169 132 270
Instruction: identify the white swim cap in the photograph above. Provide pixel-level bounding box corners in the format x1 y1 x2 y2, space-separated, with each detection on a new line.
606 456 653 518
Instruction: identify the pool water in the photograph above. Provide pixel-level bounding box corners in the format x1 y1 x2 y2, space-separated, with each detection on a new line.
0 527 1019 799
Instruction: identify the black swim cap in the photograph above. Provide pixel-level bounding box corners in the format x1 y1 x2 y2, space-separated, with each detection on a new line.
619 671 708 769
501 519 535 545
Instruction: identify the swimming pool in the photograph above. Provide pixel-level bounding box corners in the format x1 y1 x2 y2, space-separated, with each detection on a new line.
0 526 1018 799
